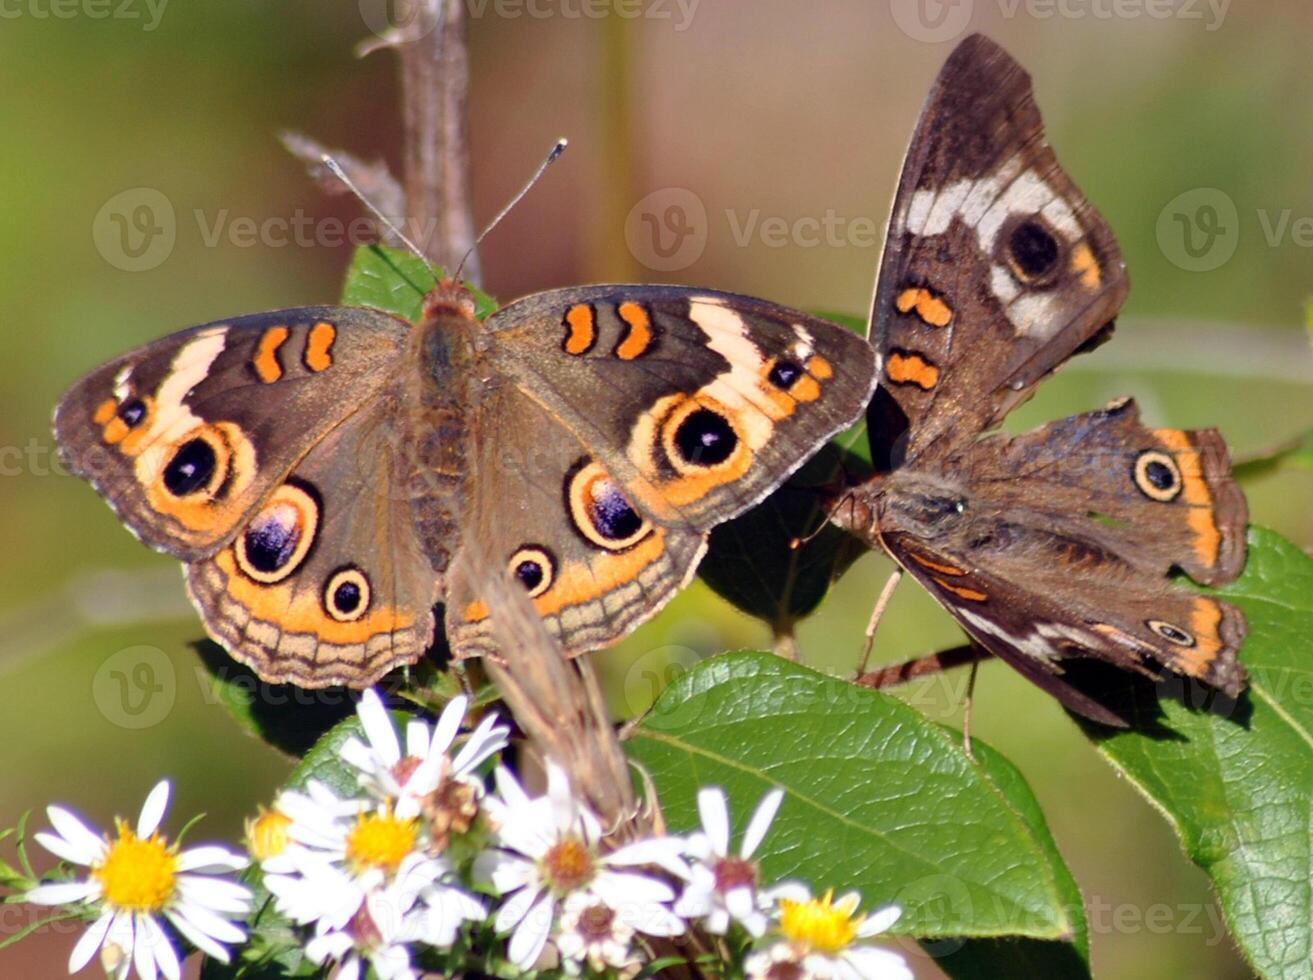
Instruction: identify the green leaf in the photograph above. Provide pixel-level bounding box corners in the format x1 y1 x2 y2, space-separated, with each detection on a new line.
192 641 356 758
340 244 497 320
1086 527 1313 978
628 652 1087 956
698 444 870 631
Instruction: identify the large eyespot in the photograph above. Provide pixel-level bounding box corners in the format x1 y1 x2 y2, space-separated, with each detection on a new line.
1003 218 1061 284
660 398 744 476
323 566 371 622
234 482 320 584
161 426 232 499
509 546 556 598
566 460 651 551
1133 450 1183 502
1147 619 1195 647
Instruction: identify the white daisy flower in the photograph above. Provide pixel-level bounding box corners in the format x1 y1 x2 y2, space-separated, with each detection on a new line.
555 890 640 976
745 940 818 980
676 785 789 937
767 889 910 980
340 689 508 836
476 761 689 971
26 780 251 980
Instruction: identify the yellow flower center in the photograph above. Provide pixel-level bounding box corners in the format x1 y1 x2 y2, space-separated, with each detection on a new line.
91 820 179 913
541 835 595 893
344 806 416 877
245 806 292 861
779 890 862 954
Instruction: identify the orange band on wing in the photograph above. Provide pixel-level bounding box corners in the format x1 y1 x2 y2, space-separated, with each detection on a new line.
563 304 596 355
304 321 336 372
253 326 290 383
933 577 987 602
1070 243 1101 289
1153 428 1221 568
533 532 666 617
615 302 654 360
1178 598 1224 677
895 287 953 327
907 552 966 576
886 352 940 390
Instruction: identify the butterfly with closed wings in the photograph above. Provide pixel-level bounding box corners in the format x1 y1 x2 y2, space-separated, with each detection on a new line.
833 35 1248 727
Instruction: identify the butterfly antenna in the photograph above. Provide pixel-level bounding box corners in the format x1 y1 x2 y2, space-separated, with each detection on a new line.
319 154 436 273
452 138 568 283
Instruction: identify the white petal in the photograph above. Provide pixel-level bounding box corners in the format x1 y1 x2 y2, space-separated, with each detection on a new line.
843 946 914 980
163 910 230 963
762 879 811 904
696 787 730 856
130 915 157 980
431 695 468 756
494 883 543 933
33 831 98 867
335 957 362 980
405 718 432 760
705 907 730 934
45 807 105 864
137 781 171 838
506 894 553 969
725 885 755 921
545 761 577 831
339 738 377 774
175 875 252 916
139 914 180 980
741 909 768 939
26 880 97 906
857 904 902 937
592 869 674 906
673 881 714 919
451 713 508 775
176 846 247 873
172 899 246 946
305 930 353 964
493 766 531 809
68 910 113 973
357 689 401 765
606 837 691 880
742 788 784 858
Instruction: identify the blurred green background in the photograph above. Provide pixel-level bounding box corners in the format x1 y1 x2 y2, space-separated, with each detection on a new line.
2 1 1310 977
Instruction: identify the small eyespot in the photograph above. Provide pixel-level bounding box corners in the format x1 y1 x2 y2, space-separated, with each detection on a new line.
1006 219 1061 282
234 482 320 584
671 408 738 468
509 546 556 599
163 437 219 497
324 566 371 622
1147 619 1195 647
117 399 147 428
567 460 651 551
1133 450 1183 502
768 357 804 390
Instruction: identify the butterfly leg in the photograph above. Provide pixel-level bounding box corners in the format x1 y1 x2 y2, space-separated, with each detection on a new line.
855 568 903 676
961 655 981 761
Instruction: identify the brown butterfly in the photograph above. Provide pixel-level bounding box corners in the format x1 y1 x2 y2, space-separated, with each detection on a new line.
55 272 877 688
833 35 1248 726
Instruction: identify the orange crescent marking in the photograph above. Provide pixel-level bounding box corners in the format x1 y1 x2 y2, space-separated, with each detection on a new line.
933 577 987 602
615 302 654 360
1177 598 1224 676
563 304 596 355
907 552 966 576
895 287 952 327
253 326 290 383
532 532 666 617
1152 428 1221 568
886 352 940 390
94 398 117 425
304 321 336 372
463 600 490 623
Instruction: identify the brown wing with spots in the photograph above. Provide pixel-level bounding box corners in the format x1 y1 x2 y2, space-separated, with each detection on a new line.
184 389 440 688
54 307 410 560
482 284 877 531
868 34 1128 468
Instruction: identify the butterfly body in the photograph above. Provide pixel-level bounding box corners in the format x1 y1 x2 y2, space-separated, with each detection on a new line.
835 35 1248 725
57 274 877 687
